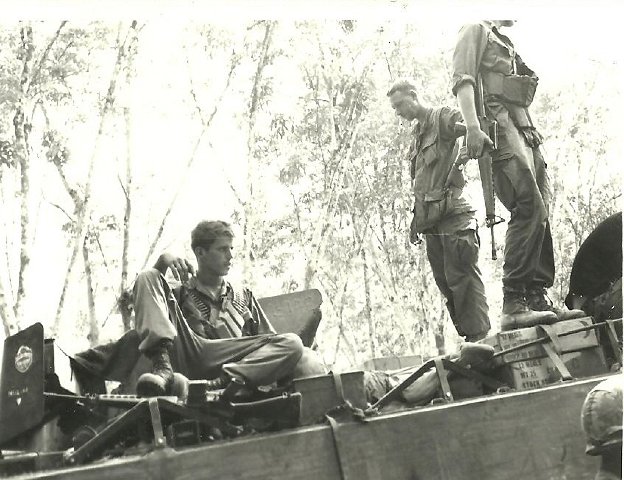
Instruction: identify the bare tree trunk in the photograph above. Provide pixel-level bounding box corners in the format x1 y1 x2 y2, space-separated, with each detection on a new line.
140 43 240 270
0 275 17 337
361 247 376 359
52 21 138 336
12 24 35 327
83 239 99 346
339 329 359 367
120 106 133 330
242 21 275 289
304 122 361 289
302 49 373 290
6 22 68 333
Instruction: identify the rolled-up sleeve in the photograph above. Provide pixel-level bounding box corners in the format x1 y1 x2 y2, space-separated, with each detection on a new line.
452 23 488 96
439 107 463 139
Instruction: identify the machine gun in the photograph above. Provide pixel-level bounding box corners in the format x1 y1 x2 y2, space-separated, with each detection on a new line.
453 75 505 260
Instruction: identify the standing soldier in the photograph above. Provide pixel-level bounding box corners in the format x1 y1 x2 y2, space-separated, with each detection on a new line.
387 79 490 342
452 20 584 330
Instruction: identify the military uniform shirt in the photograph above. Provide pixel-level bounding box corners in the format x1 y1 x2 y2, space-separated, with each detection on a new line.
410 106 476 235
174 277 275 340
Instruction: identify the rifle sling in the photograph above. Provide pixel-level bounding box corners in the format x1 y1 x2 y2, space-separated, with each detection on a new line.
433 357 454 402
332 372 346 404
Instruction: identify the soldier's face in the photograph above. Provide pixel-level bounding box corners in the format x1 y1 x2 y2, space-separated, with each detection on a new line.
390 91 417 121
196 236 234 277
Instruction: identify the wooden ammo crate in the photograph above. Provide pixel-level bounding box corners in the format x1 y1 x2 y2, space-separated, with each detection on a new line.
292 371 366 425
482 318 609 390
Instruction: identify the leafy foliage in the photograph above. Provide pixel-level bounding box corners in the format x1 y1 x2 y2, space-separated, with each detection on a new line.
0 20 619 370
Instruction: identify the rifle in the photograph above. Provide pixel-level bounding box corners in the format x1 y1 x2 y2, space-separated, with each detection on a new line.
453 75 504 260
44 392 179 408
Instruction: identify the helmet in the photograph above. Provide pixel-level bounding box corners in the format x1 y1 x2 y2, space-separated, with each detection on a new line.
581 375 623 456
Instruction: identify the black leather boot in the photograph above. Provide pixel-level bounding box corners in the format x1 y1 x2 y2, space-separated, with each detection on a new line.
136 340 174 397
501 287 557 331
527 286 586 321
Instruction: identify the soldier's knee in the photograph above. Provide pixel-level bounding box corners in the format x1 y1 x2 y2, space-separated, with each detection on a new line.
293 347 327 379
513 194 548 223
276 332 304 359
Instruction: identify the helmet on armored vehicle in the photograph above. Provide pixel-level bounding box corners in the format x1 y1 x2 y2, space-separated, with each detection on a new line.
581 375 623 456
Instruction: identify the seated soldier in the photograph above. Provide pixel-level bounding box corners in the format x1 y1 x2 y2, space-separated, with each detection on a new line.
363 342 496 408
135 220 325 397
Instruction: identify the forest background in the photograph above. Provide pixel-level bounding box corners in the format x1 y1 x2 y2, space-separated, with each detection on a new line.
0 11 621 371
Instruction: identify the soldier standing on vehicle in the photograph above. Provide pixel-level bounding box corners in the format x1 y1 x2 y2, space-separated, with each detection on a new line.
387 79 490 342
452 20 585 331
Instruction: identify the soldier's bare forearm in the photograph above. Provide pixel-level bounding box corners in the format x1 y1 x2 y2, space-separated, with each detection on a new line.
456 84 481 131
154 253 176 275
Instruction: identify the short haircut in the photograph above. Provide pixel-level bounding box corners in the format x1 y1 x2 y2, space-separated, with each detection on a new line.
191 220 234 250
386 79 418 98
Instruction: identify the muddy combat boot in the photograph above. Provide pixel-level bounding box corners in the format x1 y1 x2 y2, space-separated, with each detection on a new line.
501 288 558 331
136 340 174 397
527 286 586 321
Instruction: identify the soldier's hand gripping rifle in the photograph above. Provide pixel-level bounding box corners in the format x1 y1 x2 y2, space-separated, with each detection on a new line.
453 75 505 260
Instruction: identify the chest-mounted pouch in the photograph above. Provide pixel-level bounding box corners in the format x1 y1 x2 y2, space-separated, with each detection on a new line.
485 72 538 108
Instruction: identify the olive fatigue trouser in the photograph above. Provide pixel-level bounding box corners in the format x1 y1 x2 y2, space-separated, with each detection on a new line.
492 120 555 291
133 270 303 386
425 229 490 338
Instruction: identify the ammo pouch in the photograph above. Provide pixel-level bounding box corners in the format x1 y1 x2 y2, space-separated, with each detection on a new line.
483 72 538 107
410 187 453 236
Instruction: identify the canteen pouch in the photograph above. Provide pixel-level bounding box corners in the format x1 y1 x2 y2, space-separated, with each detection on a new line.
410 188 453 236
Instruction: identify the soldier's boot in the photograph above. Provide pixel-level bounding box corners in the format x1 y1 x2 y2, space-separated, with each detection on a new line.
456 342 495 371
202 373 255 401
501 288 558 331
526 286 586 321
136 340 174 397
170 372 190 403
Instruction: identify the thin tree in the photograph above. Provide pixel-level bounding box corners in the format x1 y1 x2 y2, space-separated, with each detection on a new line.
52 21 139 335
